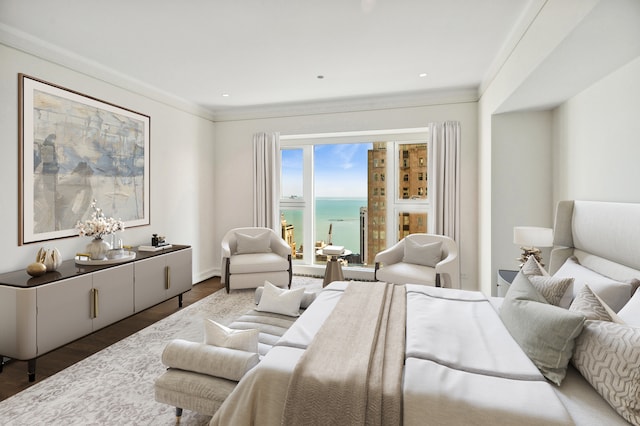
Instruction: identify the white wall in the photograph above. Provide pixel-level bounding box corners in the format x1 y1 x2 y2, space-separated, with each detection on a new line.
478 0 604 295
491 111 553 291
552 56 640 205
215 101 479 290
0 43 217 282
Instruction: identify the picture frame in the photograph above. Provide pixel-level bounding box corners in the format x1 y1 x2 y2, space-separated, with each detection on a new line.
18 74 150 245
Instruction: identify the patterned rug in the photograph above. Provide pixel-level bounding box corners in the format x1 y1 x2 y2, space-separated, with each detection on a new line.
0 276 323 426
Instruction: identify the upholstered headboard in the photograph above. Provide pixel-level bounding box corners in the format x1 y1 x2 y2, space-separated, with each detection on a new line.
549 200 640 283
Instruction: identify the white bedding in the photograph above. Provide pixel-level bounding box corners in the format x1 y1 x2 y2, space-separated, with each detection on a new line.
210 281 630 426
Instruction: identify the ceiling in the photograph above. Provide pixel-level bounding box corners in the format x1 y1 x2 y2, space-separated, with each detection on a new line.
0 0 538 119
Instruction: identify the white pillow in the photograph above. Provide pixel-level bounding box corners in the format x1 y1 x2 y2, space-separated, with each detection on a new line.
255 286 317 309
553 257 631 311
618 289 640 327
256 281 305 317
203 319 259 353
402 239 442 267
235 231 272 254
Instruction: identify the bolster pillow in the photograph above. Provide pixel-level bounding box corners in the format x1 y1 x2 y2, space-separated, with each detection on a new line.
161 339 259 381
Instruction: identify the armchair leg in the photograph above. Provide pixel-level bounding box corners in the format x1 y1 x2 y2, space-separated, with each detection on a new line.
224 257 231 294
175 407 183 423
374 262 380 281
287 255 292 289
435 273 441 288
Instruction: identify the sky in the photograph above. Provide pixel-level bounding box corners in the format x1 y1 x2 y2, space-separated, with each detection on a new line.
281 143 372 198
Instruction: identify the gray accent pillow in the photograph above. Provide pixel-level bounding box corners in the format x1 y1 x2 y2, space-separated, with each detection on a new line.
402 239 441 267
569 285 616 322
572 320 640 425
528 275 573 306
500 271 586 385
521 255 549 277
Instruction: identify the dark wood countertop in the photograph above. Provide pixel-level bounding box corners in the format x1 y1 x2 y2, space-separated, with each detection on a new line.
0 245 190 288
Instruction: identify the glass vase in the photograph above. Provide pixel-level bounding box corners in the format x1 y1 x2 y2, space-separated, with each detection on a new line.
86 237 111 260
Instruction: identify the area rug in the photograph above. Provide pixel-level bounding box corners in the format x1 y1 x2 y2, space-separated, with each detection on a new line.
0 276 323 426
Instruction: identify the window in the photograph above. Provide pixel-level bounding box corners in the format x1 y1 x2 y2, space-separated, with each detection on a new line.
280 129 430 271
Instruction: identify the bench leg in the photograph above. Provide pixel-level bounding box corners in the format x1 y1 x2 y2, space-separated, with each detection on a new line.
176 407 183 423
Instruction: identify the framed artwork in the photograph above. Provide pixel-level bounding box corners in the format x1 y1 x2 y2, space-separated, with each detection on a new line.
18 74 150 245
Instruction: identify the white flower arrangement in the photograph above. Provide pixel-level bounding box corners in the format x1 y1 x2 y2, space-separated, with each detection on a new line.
75 200 125 239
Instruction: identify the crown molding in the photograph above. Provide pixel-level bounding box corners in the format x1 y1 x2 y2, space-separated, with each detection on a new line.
209 87 479 122
0 23 217 122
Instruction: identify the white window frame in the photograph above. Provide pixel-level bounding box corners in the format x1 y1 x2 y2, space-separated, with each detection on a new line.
280 128 430 278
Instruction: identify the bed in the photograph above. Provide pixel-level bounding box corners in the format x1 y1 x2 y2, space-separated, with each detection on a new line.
209 200 640 426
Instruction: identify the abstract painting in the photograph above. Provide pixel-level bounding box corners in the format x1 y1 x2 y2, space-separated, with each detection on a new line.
19 74 150 244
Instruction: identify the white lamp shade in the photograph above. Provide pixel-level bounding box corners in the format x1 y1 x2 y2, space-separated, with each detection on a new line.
513 226 553 247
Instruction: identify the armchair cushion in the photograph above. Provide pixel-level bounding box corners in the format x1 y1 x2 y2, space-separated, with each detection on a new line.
403 239 442 267
235 230 272 254
204 319 259 353
161 339 259 382
229 252 290 274
376 262 437 287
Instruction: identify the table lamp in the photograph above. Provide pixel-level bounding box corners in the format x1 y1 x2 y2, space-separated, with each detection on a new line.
513 226 553 267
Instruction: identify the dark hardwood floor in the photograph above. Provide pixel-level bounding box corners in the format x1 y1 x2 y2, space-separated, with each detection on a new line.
0 276 223 402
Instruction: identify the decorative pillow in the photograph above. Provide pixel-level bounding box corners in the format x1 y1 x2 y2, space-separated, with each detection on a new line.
402 239 442 268
204 319 259 353
520 255 549 277
256 281 305 317
572 320 640 425
500 270 586 385
255 286 317 309
553 257 631 311
569 285 617 322
618 289 640 327
626 278 640 296
527 275 573 306
235 231 272 254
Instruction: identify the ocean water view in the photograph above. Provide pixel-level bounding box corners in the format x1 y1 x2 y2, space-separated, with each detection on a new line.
282 197 367 255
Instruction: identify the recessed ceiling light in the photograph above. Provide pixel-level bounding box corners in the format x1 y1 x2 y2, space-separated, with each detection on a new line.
222 93 230 97
419 73 428 78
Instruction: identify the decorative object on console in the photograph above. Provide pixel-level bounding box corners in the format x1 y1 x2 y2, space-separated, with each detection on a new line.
75 200 125 260
26 261 47 277
513 226 553 267
151 233 169 247
36 247 62 272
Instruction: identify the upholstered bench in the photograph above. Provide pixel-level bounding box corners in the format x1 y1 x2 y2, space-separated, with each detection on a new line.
154 285 317 421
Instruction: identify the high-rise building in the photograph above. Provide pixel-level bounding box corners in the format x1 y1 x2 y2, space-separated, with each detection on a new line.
366 142 428 265
367 142 387 265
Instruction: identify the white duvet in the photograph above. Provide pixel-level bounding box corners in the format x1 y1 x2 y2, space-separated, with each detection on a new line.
210 282 626 426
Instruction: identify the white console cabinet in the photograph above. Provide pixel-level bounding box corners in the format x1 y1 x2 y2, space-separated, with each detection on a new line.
134 248 192 312
0 245 191 382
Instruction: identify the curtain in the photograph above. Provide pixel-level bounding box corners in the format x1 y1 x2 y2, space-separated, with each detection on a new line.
253 132 281 230
430 121 461 242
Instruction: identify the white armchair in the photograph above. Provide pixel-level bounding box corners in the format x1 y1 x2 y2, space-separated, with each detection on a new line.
221 227 292 293
374 233 460 288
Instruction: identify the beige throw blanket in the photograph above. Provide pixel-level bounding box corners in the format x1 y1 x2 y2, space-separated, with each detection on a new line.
282 281 406 426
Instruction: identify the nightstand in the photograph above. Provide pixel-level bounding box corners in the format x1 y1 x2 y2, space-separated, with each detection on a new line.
497 269 518 297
